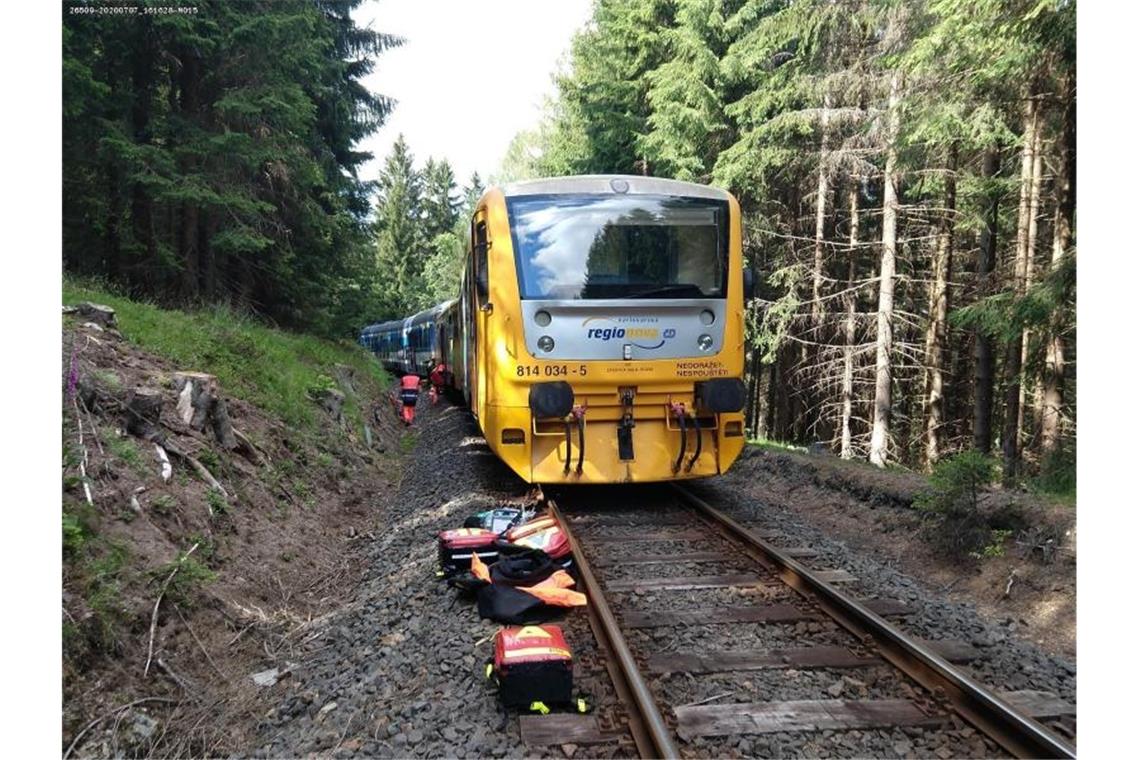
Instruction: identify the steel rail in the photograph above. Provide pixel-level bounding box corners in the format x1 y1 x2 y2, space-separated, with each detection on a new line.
673 484 1076 760
548 499 680 760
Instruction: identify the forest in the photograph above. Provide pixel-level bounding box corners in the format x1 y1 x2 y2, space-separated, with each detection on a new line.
500 0 1076 481
62 0 479 336
62 0 1076 481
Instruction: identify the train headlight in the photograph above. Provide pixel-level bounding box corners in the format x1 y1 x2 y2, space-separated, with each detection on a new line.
538 335 555 353
535 310 552 327
700 309 716 325
697 334 714 352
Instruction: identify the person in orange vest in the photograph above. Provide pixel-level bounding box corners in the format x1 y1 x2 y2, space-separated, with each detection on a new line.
428 357 449 405
397 371 421 425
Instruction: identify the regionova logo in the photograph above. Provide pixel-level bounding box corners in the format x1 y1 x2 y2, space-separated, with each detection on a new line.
581 316 676 350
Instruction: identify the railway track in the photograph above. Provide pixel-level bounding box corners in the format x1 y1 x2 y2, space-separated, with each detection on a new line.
532 485 1075 759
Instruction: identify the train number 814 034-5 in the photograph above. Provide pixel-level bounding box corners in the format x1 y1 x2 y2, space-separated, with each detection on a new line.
516 364 587 378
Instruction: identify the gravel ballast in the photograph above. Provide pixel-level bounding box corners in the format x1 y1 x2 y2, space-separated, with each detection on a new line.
247 409 1075 758
249 404 624 758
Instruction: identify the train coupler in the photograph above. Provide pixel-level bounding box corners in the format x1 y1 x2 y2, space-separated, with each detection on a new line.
686 415 704 472
670 402 688 473
617 388 635 461
571 404 587 475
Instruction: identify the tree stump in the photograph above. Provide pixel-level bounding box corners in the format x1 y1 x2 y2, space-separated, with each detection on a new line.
173 372 237 449
125 388 165 441
74 302 117 328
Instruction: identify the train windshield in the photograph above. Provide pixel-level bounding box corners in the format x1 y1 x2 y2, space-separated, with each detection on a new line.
506 194 728 300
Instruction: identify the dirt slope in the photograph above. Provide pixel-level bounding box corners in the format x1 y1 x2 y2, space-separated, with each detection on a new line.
62 313 406 757
717 446 1076 658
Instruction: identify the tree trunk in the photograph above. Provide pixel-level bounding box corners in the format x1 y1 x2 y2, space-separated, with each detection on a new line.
811 97 832 343
129 26 157 293
973 148 1000 453
1002 96 1040 483
201 209 217 300
105 165 123 280
1041 71 1075 460
870 73 901 468
178 46 202 301
765 360 778 439
923 145 958 468
840 183 859 460
1018 125 1044 452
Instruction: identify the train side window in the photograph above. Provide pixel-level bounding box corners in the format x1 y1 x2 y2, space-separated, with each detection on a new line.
474 219 489 306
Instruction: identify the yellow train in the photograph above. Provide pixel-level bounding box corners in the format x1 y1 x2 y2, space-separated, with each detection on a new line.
367 175 752 484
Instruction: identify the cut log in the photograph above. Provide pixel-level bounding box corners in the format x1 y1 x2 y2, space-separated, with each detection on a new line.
74 302 117 328
172 372 237 448
125 388 165 441
232 427 265 465
164 441 227 500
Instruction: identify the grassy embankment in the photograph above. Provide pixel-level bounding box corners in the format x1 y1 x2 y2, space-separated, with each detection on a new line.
62 278 395 692
64 278 389 432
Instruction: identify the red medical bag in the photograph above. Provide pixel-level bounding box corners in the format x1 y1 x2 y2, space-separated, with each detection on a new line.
491 625 574 708
437 528 499 576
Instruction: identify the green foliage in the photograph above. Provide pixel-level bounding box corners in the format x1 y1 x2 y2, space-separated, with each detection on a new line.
62 1 402 338
982 529 1013 558
916 451 996 514
1030 446 1076 501
150 494 176 516
951 253 1076 342
915 452 1000 557
91 369 123 392
399 432 417 454
64 528 131 653
196 448 220 473
63 509 89 559
747 438 807 454
107 434 148 475
64 278 388 429
371 138 469 317
206 488 229 516
153 550 217 607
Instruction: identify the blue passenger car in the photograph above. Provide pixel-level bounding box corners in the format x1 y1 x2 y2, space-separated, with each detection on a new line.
359 300 455 377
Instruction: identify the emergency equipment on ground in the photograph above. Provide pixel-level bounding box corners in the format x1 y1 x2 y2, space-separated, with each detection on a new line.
490 625 574 709
467 549 586 624
437 527 499 576
463 507 525 534
498 516 572 568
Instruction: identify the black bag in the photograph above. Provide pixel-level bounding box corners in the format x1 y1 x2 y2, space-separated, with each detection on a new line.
477 584 559 625
447 572 490 597
491 549 556 587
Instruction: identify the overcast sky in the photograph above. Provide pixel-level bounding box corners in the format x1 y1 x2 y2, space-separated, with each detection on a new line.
353 0 593 188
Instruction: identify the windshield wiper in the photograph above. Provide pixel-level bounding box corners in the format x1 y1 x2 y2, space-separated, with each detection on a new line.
627 284 705 299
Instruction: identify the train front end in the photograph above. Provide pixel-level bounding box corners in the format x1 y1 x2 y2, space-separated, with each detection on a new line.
477 176 749 484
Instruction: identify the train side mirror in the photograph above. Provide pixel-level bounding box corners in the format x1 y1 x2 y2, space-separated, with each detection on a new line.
743 268 756 300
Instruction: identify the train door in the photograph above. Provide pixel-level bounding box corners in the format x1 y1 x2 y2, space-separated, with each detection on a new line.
472 212 490 417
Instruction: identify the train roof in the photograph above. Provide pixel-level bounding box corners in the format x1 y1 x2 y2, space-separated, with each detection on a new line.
498 175 733 202
361 299 455 335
